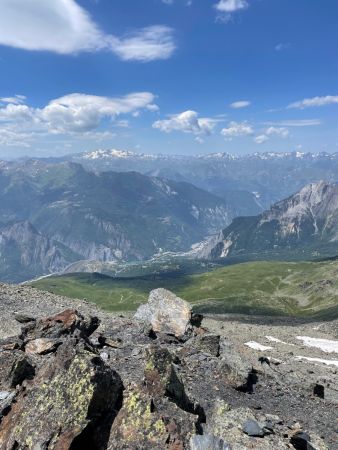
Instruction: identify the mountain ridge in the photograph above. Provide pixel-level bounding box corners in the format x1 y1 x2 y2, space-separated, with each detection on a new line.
199 180 338 261
0 160 236 281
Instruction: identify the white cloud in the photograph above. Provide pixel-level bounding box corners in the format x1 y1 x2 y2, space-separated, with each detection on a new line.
288 95 338 109
108 26 176 62
0 0 176 61
221 121 253 137
265 126 289 138
0 103 35 122
254 134 268 144
0 95 26 105
0 92 156 143
264 119 321 127
215 0 248 12
153 110 218 135
230 100 251 109
0 128 32 147
254 126 289 144
41 92 156 133
146 104 160 112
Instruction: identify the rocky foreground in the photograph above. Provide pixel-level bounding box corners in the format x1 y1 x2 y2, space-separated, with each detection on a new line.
0 285 337 449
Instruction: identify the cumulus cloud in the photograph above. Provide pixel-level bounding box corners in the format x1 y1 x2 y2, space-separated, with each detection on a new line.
215 0 249 13
265 126 289 138
288 95 338 109
221 121 253 137
254 126 289 144
214 0 249 21
41 92 156 133
0 0 176 61
153 110 218 135
230 100 251 109
0 92 157 145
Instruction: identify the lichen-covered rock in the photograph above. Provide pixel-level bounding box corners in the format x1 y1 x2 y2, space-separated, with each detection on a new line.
0 311 122 450
109 385 197 450
0 341 122 449
134 288 193 338
0 302 335 449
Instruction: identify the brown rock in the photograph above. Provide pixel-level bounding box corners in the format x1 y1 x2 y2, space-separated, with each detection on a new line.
20 309 100 341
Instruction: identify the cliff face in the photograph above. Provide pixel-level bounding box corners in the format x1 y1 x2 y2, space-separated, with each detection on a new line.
0 221 76 282
198 181 338 261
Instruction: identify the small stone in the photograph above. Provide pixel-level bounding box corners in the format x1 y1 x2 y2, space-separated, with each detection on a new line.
14 313 36 324
105 338 123 349
242 419 265 437
100 352 109 362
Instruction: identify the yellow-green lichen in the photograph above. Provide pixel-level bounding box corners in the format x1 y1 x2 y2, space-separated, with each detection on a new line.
9 351 96 448
119 390 167 444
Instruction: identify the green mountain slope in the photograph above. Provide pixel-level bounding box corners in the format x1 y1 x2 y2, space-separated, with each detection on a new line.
30 259 338 319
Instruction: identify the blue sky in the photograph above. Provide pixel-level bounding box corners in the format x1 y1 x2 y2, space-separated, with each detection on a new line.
0 0 338 158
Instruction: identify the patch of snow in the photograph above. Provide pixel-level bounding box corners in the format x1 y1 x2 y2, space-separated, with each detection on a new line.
295 356 338 368
265 336 295 346
296 336 338 354
245 341 273 351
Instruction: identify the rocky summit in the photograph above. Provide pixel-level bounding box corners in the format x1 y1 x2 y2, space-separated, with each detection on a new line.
0 284 337 449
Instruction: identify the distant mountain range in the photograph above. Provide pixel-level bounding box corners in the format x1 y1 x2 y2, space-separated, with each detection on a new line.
199 181 338 261
0 159 238 281
3 151 338 282
62 149 338 209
